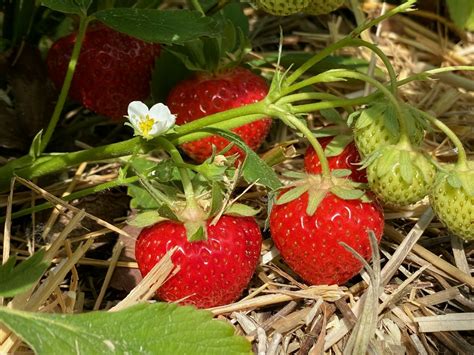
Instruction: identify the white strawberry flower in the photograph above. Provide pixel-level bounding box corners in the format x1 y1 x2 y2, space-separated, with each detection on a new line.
125 101 176 139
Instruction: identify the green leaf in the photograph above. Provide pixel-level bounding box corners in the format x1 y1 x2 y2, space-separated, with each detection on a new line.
127 184 161 209
330 186 365 200
399 150 414 184
447 0 474 31
94 9 220 45
0 303 251 354
41 0 92 15
276 185 309 205
128 210 165 228
0 250 49 297
324 134 353 158
220 2 249 36
152 50 192 102
130 156 157 175
200 128 282 190
225 203 260 217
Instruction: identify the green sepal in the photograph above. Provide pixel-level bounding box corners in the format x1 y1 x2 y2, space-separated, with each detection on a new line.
359 149 381 170
324 134 353 157
209 182 225 216
415 153 436 183
306 188 327 216
376 148 399 178
330 186 365 200
346 110 361 127
194 159 229 182
331 169 352 178
447 172 462 189
312 126 347 138
354 103 386 130
128 210 167 228
225 203 260 217
185 220 207 242
457 170 474 196
383 104 400 138
276 185 309 205
281 171 307 179
399 150 414 184
320 108 345 126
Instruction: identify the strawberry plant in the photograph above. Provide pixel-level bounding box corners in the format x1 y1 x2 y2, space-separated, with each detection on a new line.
0 0 473 353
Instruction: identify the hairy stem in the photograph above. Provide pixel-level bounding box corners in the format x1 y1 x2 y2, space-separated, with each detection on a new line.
273 109 331 177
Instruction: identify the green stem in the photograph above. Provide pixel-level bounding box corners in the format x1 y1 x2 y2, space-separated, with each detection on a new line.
396 66 474 87
189 0 204 14
280 36 401 96
40 15 90 153
0 113 268 192
174 101 267 136
287 69 407 137
276 92 342 104
0 176 139 223
291 96 373 114
284 38 353 86
156 137 196 204
284 0 415 86
272 109 331 177
349 0 416 37
415 109 468 169
171 114 266 145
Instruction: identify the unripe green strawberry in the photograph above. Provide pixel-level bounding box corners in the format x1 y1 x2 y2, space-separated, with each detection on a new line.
366 145 436 207
430 167 474 241
353 102 425 157
304 0 345 15
256 0 310 16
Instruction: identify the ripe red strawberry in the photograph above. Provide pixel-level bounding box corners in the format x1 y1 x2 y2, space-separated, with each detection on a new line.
270 190 384 285
304 137 367 183
135 215 262 308
166 67 272 163
47 24 160 120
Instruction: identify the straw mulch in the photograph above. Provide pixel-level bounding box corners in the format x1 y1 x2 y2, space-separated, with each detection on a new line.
1 2 473 354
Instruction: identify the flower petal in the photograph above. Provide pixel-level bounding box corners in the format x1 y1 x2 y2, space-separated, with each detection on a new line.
149 103 171 119
127 101 149 125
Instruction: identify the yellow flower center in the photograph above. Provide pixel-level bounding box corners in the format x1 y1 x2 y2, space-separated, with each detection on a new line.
138 115 155 138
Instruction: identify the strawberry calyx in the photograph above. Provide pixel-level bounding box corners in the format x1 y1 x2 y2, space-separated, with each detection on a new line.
126 151 259 242
351 100 426 157
276 171 369 216
436 163 474 197
363 142 437 206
